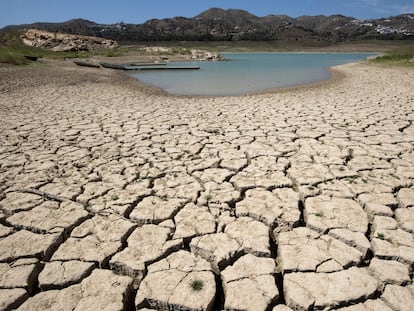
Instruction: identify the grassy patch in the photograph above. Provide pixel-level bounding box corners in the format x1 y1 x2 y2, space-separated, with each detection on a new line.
371 46 414 66
190 279 204 292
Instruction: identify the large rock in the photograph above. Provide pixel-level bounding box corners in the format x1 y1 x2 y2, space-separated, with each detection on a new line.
221 254 278 311
136 251 216 311
284 267 378 310
21 29 119 52
16 269 133 311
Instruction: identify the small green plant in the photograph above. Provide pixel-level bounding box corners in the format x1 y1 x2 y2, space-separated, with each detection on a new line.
83 202 90 208
205 128 220 135
190 279 204 292
339 167 345 172
390 173 400 180
346 175 360 184
315 212 324 217
204 195 212 205
307 186 316 191
111 195 119 201
377 232 385 240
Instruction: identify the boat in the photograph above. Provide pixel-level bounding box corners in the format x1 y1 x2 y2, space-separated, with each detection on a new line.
24 55 38 61
124 65 200 71
100 62 200 71
122 62 167 66
100 62 127 70
74 60 100 68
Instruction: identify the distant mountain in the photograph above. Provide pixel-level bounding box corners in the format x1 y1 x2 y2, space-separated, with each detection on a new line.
2 8 413 43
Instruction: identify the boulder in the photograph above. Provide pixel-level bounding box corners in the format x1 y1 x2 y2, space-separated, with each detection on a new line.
21 29 119 52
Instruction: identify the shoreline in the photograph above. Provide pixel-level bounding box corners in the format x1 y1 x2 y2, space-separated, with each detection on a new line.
114 55 362 99
1 55 414 311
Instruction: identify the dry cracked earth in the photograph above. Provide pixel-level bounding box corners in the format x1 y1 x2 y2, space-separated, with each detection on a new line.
0 61 413 311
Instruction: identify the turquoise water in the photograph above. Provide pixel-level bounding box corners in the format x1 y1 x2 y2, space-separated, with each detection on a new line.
130 53 376 96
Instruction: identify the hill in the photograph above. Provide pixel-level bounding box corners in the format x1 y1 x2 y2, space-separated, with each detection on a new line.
1 8 413 43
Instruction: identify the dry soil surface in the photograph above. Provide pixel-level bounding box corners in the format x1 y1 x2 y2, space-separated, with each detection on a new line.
0 59 413 311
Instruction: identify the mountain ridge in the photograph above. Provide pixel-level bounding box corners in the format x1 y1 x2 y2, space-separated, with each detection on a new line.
1 8 413 43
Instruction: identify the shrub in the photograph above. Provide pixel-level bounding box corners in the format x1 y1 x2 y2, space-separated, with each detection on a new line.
190 279 204 291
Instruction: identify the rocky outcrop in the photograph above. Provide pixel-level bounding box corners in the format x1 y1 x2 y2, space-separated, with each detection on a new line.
21 29 119 52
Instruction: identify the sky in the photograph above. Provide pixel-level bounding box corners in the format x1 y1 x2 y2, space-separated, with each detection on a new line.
1 0 414 28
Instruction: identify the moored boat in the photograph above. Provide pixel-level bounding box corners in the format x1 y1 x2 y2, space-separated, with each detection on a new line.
100 62 127 70
74 60 101 68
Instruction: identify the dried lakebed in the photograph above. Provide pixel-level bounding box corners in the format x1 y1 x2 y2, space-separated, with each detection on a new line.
0 60 413 311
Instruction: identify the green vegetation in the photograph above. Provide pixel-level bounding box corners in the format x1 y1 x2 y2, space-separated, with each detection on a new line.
204 195 212 205
377 232 385 240
0 31 121 65
111 195 119 201
371 46 414 66
190 279 204 292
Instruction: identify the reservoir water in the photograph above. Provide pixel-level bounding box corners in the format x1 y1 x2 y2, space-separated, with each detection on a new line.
130 53 376 96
